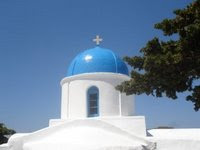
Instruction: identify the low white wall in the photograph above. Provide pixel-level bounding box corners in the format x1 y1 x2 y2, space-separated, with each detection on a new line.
148 129 200 150
49 116 146 137
150 138 200 150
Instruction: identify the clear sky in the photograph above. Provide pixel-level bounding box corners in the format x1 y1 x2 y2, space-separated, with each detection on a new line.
0 0 199 133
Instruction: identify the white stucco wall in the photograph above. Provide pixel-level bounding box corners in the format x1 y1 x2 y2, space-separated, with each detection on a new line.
5 119 155 150
121 93 135 116
50 116 147 137
60 73 135 119
147 129 200 150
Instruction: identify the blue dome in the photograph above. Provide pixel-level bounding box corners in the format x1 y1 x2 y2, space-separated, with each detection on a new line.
67 47 129 76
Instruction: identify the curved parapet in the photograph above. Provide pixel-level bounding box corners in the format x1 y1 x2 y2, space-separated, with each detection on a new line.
5 119 156 150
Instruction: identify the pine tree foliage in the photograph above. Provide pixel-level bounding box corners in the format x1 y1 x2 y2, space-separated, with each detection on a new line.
117 0 200 111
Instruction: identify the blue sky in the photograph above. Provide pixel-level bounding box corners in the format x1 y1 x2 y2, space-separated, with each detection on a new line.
0 0 199 132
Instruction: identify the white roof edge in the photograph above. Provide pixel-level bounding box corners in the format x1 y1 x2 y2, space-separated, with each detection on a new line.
60 72 130 86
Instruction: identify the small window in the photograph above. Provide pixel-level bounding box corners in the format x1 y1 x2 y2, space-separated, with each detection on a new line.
87 86 99 117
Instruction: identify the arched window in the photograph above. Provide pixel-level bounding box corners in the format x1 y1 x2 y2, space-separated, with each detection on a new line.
87 86 99 117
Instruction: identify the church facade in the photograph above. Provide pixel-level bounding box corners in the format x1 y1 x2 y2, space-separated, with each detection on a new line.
1 36 200 150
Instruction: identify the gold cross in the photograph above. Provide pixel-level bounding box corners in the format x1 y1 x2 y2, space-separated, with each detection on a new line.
93 35 103 45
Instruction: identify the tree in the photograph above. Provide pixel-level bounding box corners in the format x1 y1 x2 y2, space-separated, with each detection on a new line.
117 0 200 111
0 123 16 144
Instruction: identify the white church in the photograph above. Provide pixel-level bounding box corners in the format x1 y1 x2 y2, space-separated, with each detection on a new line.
1 36 200 150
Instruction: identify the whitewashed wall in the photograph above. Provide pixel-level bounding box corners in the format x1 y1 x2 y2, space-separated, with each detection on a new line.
60 73 135 119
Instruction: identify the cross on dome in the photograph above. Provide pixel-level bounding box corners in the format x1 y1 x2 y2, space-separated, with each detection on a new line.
93 35 103 45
